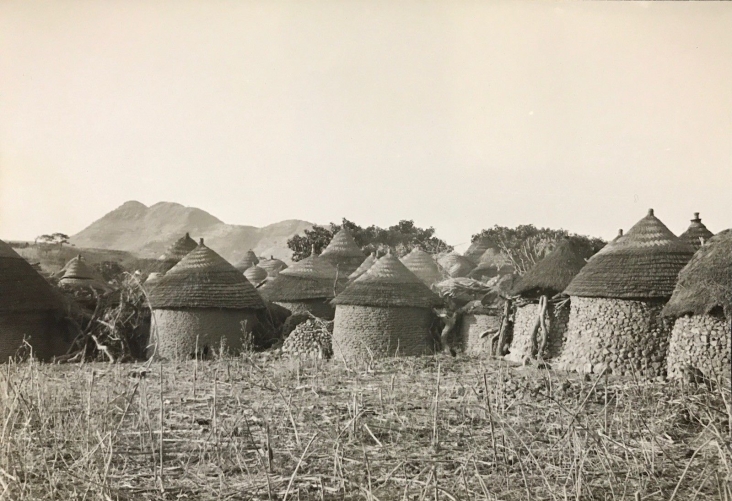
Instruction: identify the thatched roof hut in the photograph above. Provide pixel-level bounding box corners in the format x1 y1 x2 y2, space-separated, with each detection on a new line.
558 209 696 378
400 248 443 287
320 228 366 276
349 252 376 281
148 239 266 359
464 237 496 265
332 253 442 359
244 264 268 287
468 247 514 281
679 213 714 252
144 272 164 287
235 250 260 272
58 255 110 292
662 230 731 380
437 252 475 278
158 232 198 272
0 239 72 361
259 256 288 278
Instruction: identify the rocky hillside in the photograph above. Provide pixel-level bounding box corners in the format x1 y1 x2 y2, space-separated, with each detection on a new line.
70 201 313 263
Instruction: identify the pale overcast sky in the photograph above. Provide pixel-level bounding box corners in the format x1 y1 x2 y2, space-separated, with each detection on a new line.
1 1 730 248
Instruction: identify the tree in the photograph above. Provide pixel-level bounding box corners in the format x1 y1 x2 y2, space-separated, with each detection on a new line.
472 225 605 275
35 233 70 246
287 218 453 262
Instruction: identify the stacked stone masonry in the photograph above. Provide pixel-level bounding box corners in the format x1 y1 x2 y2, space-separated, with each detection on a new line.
667 314 731 381
460 314 502 356
282 319 334 359
506 302 569 363
557 297 670 378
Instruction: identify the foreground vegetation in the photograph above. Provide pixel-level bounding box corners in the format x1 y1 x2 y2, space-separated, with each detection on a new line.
0 354 730 500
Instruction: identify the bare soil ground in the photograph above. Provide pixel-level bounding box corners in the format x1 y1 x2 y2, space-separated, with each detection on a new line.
1 354 730 500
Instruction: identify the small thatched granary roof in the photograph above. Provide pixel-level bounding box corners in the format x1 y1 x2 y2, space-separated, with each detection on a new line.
679 213 714 251
468 247 514 280
333 253 442 308
320 228 365 275
510 238 595 298
464 237 497 265
349 252 376 281
437 252 475 278
148 239 265 310
235 250 260 272
0 239 66 313
244 264 268 286
158 232 198 265
259 256 288 277
564 209 695 299
259 252 344 302
663 229 732 318
59 255 110 291
400 248 443 286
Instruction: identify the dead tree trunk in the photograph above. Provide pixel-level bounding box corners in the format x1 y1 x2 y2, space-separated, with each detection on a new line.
496 299 512 357
529 295 548 359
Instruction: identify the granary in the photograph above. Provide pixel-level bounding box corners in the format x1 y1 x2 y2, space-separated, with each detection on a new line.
319 227 366 277
468 245 514 281
679 213 714 251
147 239 266 359
505 238 595 364
437 252 475 278
349 252 376 281
259 256 288 278
662 229 731 381
234 250 259 272
58 255 110 293
558 209 696 377
400 248 443 287
463 237 496 265
158 232 198 273
243 264 268 287
331 252 442 359
258 248 345 319
0 239 73 361
458 293 508 356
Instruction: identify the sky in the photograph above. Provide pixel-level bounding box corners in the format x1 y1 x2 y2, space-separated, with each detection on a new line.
1 1 730 250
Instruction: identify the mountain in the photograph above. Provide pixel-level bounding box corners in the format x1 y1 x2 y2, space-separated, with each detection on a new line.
70 201 314 263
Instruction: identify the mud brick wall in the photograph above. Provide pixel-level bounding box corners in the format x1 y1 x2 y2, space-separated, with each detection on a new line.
460 314 502 356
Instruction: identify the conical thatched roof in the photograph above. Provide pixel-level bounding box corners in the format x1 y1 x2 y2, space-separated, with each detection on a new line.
59 255 110 290
259 256 288 277
244 264 268 286
333 253 442 308
145 272 164 286
259 253 344 302
0 239 66 312
464 237 498 265
511 238 596 298
320 228 366 275
437 252 476 278
349 252 376 281
663 229 732 318
148 239 265 310
468 248 514 280
400 248 443 286
564 209 695 299
235 250 260 272
158 232 198 265
679 213 714 251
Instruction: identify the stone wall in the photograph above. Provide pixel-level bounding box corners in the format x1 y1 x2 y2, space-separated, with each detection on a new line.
332 305 437 359
506 302 569 363
150 308 259 360
0 311 72 362
556 296 670 378
667 313 731 381
460 314 501 356
276 300 335 320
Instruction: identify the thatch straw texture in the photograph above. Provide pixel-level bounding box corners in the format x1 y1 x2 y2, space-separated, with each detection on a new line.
564 209 695 299
333 254 442 309
349 253 376 281
400 249 443 286
511 238 595 298
679 213 714 251
158 233 197 270
259 256 288 277
244 265 268 286
320 228 366 276
0 239 66 313
148 241 265 310
468 248 514 281
59 255 110 291
663 229 732 318
437 253 476 278
259 254 344 302
144 272 164 287
464 237 498 265
235 250 260 271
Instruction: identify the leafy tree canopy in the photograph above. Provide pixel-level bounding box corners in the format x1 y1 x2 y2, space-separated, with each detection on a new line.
288 218 453 262
35 233 70 246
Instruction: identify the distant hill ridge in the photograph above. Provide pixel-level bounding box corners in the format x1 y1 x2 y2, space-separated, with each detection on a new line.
70 201 314 263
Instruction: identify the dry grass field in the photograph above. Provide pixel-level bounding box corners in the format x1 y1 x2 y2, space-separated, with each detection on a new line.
0 353 730 500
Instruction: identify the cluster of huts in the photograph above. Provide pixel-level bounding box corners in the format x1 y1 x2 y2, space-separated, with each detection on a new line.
0 210 729 382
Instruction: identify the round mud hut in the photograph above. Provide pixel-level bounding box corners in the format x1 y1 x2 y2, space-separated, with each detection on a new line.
148 239 266 360
258 251 345 319
259 256 288 278
558 209 696 377
679 213 714 252
158 232 198 273
437 252 476 278
349 252 376 282
319 227 366 277
234 250 260 272
505 238 596 364
331 253 443 359
468 246 514 282
663 229 731 381
400 248 443 287
0 239 73 361
244 264 268 287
